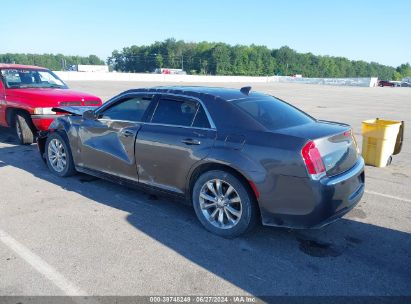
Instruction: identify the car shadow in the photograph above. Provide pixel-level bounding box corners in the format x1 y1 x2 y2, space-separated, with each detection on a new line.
0 126 410 296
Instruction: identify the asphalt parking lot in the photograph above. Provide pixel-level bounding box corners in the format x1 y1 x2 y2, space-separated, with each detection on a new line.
0 81 410 297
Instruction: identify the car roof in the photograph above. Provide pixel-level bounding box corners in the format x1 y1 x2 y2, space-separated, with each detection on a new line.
122 86 269 102
112 86 270 131
0 63 48 70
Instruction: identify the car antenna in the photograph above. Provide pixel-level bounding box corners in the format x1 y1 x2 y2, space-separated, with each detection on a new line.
240 86 252 95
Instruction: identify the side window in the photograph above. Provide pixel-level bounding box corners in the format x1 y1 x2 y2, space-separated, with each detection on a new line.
1 69 23 87
100 96 151 121
193 105 211 128
151 98 197 126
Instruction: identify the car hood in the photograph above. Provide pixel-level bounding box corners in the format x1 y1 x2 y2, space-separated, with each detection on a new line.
52 106 97 116
6 88 101 102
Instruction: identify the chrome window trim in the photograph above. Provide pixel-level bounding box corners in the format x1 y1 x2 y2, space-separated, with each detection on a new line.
143 122 215 131
95 118 215 132
191 104 201 127
149 97 160 123
97 118 142 124
96 91 216 130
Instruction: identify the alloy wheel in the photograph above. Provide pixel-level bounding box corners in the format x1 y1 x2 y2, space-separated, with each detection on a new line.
199 179 243 229
48 138 67 173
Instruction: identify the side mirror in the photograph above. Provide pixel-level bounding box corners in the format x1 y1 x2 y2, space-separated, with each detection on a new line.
82 110 97 120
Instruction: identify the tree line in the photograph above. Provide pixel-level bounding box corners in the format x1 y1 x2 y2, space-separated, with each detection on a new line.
108 39 410 80
1 39 410 80
0 53 104 71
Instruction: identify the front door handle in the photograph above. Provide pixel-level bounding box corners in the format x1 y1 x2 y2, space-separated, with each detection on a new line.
181 138 201 145
120 129 135 137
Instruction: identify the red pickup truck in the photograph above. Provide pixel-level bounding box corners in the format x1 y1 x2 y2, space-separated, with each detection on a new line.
0 64 102 144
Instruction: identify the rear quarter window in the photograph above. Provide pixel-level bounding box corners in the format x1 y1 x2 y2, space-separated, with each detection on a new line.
232 96 314 130
192 105 211 128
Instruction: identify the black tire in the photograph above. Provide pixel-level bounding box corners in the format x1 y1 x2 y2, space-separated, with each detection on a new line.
45 132 76 177
14 112 35 145
192 170 258 238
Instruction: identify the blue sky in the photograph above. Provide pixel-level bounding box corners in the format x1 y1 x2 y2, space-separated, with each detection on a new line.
0 0 409 67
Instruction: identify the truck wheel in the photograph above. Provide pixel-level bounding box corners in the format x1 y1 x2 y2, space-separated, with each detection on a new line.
14 112 35 145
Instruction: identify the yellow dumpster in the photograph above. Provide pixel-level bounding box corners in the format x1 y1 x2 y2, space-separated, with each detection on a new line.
361 119 404 167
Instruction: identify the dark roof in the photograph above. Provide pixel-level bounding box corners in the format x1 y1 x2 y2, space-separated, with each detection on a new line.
122 86 268 102
113 86 269 132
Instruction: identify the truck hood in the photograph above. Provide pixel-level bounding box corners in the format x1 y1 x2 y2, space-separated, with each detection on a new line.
6 88 101 103
52 106 97 116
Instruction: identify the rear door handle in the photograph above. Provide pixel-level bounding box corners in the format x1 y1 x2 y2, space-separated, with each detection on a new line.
181 138 201 145
120 129 135 137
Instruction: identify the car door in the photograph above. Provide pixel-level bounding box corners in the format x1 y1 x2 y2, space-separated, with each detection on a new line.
135 95 216 194
78 94 154 181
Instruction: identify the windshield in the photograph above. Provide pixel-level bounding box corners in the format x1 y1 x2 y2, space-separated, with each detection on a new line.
232 95 315 130
0 69 67 89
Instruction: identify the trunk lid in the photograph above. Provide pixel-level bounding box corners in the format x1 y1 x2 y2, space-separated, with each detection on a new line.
277 121 359 177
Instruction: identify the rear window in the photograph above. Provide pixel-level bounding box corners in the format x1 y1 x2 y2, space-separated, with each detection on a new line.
232 96 314 130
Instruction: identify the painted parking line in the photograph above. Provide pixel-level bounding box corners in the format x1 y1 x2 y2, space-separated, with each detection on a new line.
0 228 87 297
365 190 411 203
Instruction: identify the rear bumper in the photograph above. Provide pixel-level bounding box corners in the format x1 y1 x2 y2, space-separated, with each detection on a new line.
313 157 365 228
260 157 365 229
31 115 62 131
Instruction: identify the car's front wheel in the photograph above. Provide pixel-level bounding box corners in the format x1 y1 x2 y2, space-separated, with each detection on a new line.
192 170 258 238
45 132 76 177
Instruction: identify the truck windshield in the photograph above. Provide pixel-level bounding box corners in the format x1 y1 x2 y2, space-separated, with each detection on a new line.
0 69 67 89
232 95 314 130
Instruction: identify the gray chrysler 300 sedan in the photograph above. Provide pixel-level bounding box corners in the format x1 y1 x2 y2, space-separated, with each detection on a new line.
37 86 365 237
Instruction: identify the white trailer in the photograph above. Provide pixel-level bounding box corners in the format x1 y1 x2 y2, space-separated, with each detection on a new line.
75 65 109 73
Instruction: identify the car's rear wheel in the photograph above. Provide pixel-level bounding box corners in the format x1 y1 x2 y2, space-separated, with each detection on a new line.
45 132 76 177
192 170 257 238
14 112 35 145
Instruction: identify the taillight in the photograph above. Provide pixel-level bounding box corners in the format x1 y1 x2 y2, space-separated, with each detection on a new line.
343 130 351 137
301 140 326 180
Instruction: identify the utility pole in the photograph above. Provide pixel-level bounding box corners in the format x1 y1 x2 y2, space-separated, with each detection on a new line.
181 54 184 71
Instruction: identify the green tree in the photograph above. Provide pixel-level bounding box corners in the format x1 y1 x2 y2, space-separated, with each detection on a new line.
104 38 404 79
396 63 411 78
0 53 105 70
155 54 164 68
210 43 231 75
